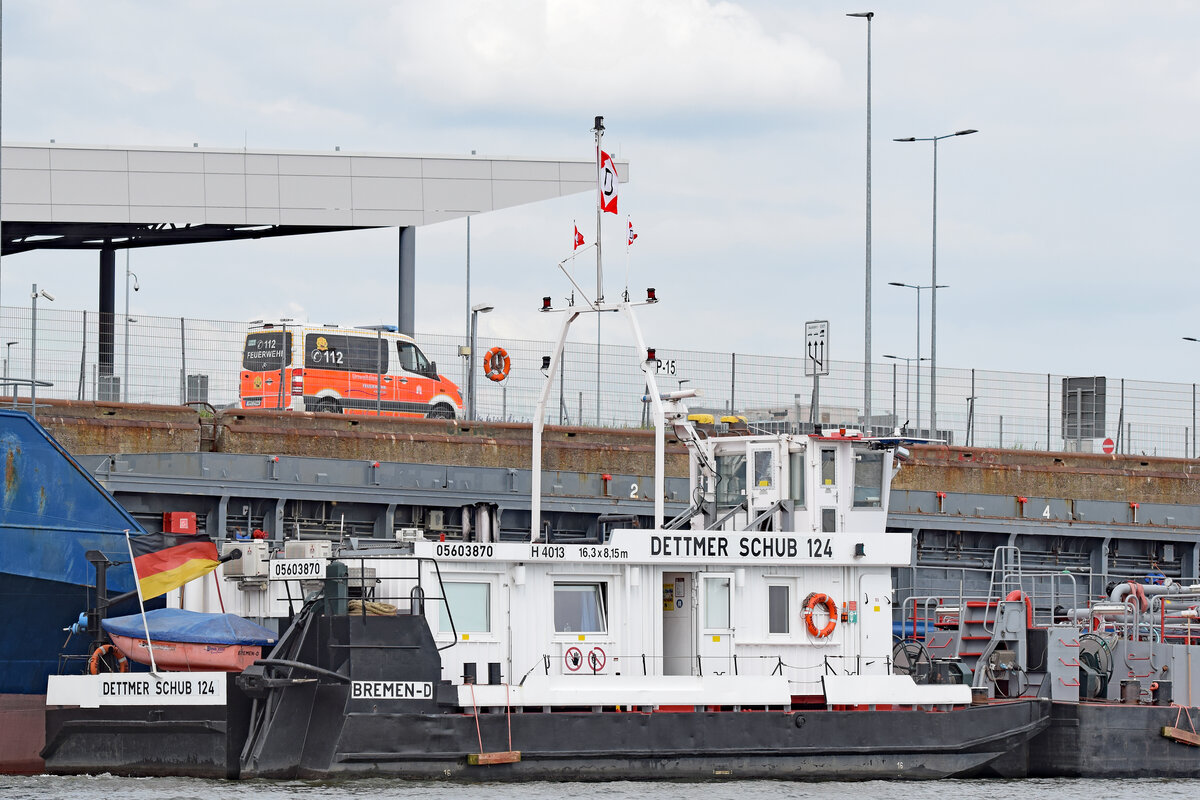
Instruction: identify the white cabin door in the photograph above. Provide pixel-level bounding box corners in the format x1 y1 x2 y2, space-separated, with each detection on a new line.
697 572 735 675
662 572 694 675
818 446 839 532
859 573 892 675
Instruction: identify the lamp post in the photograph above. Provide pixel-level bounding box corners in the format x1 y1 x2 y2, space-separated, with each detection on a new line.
847 11 874 433
888 281 946 436
30 284 54 416
124 252 140 403
882 354 929 432
894 128 977 437
468 302 494 420
4 341 16 405
1185 337 1200 457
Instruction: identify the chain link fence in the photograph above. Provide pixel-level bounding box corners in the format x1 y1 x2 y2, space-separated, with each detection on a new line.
3 304 1197 459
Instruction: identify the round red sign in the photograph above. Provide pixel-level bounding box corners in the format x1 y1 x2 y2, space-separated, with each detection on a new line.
1102 438 1115 454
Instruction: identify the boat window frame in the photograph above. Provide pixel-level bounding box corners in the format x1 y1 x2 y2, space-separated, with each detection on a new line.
701 572 733 633
788 447 807 507
767 583 790 635
820 447 837 487
852 449 885 508
434 576 497 641
553 581 610 635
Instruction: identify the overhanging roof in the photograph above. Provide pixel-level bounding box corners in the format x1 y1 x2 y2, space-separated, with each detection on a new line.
1 143 628 255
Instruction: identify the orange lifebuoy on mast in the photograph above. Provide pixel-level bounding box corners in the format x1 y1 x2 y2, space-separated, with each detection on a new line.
484 347 511 382
88 643 130 675
803 592 838 638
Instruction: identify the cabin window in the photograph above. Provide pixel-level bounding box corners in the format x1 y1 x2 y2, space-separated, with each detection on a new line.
752 449 774 489
438 581 490 634
768 585 790 634
820 449 837 486
703 575 731 630
554 582 608 633
788 451 806 506
715 453 746 509
853 451 884 508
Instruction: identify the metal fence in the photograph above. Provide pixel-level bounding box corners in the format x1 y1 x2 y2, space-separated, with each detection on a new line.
4 304 1198 459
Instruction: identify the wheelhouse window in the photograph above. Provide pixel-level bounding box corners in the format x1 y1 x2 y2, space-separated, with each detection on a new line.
715 452 746 509
439 581 491 634
752 449 774 490
768 584 789 634
554 582 608 633
820 449 837 486
788 451 806 506
853 450 885 508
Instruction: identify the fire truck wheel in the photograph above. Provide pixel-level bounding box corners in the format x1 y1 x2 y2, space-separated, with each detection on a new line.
427 403 455 420
315 397 342 414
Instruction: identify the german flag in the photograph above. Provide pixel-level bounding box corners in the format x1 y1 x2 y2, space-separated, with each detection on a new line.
129 531 221 600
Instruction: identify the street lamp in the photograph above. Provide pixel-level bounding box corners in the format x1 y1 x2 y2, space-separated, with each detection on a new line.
888 281 946 436
30 284 55 416
124 253 140 403
894 128 977 436
468 302 494 420
4 341 16 405
847 11 874 432
883 354 929 432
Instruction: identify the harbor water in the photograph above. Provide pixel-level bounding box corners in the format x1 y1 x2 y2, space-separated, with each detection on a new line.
3 777 1199 800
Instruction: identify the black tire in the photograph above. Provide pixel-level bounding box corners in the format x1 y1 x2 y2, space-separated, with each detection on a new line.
427 403 455 420
314 397 342 414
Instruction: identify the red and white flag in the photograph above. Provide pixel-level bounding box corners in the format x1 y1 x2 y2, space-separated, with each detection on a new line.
627 220 638 246
599 151 618 215
573 224 585 250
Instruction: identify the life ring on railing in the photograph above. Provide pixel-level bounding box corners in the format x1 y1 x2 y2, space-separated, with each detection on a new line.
803 592 838 638
88 643 129 675
1006 589 1034 628
483 347 511 382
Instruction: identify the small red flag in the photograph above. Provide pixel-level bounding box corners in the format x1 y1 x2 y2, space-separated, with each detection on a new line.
627 220 638 246
573 225 585 250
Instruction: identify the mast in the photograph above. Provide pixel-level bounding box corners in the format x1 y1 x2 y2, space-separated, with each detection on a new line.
593 116 605 304
593 116 605 425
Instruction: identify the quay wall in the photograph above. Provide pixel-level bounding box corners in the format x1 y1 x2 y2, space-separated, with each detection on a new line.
28 399 1200 509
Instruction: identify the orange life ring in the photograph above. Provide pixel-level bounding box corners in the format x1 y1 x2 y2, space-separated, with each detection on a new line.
483 347 511 382
88 643 129 675
803 592 838 638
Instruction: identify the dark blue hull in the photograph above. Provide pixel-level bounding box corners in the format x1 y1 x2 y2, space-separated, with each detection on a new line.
0 410 150 697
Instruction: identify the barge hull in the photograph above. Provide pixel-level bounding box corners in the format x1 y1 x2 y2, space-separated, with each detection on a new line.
1030 700 1200 777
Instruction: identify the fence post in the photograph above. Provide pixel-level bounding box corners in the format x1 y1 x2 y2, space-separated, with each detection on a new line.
179 317 187 405
1046 374 1051 453
78 310 87 401
730 352 736 413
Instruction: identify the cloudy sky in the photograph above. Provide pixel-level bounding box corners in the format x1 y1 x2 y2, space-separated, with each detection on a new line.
3 1 1199 384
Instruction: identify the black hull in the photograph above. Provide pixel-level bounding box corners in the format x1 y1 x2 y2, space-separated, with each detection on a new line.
44 693 1048 781
273 701 1047 781
43 675 253 780
1030 700 1200 778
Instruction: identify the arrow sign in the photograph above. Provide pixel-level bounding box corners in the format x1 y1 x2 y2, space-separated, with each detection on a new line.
805 321 830 377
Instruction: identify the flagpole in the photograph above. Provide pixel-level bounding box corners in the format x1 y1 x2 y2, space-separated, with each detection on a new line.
593 116 605 427
123 528 159 674
625 216 631 295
